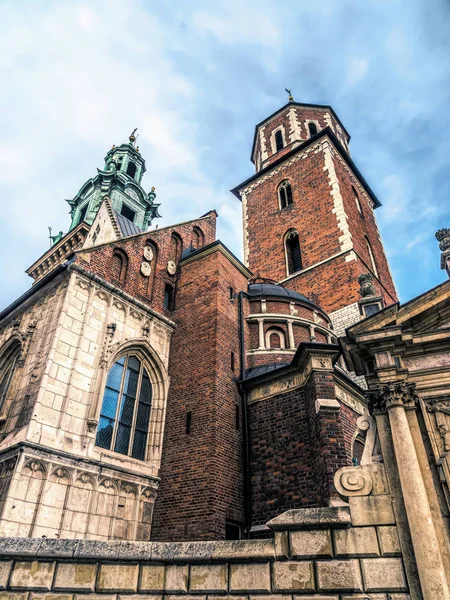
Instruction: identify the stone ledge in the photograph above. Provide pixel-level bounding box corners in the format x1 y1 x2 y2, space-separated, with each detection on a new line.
267 507 351 531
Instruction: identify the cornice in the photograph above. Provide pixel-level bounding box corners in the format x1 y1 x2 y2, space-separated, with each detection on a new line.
180 240 253 278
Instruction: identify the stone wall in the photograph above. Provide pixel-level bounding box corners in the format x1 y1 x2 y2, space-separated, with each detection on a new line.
0 504 410 599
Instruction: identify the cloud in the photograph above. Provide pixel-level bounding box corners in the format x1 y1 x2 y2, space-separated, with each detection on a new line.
1 0 450 309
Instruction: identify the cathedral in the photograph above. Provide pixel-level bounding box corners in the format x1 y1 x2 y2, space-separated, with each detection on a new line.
0 96 449 588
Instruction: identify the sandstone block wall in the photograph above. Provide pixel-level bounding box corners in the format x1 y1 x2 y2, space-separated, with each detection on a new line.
0 504 410 599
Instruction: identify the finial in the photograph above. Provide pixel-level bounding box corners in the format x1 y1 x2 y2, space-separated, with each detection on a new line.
129 128 138 144
111 144 115 150
151 186 155 192
285 87 294 102
136 146 140 153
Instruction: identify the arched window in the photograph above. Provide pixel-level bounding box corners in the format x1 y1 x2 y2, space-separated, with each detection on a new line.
274 130 284 152
285 230 302 275
0 341 21 413
265 327 286 350
308 122 318 137
126 162 137 179
278 180 293 209
352 431 367 466
78 203 88 225
95 353 152 461
365 236 378 278
112 249 128 284
352 186 363 214
171 232 183 263
192 226 205 249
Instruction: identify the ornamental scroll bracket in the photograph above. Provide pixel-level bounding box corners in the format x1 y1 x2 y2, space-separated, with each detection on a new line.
425 398 450 454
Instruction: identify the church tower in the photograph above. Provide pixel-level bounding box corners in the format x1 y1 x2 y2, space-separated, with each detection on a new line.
67 130 161 232
232 96 397 334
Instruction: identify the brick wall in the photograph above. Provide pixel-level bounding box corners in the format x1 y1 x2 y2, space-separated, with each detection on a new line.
151 246 249 541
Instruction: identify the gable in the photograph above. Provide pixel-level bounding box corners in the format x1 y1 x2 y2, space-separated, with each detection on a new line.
82 197 120 249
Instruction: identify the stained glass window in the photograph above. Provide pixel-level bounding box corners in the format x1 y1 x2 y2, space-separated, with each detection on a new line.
95 354 152 461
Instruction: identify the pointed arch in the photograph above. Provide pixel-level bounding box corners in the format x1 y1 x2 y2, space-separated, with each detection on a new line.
111 248 129 284
285 229 302 275
94 339 169 464
171 232 183 263
278 180 293 209
0 337 22 414
192 226 205 249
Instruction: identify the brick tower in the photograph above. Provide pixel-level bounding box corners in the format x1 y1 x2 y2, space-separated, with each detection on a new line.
232 96 397 335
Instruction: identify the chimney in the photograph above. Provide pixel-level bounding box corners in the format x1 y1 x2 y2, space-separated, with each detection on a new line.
436 228 450 278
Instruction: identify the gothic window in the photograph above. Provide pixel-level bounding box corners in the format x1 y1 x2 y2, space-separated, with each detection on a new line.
352 186 363 214
0 342 21 414
95 354 152 461
265 327 286 350
126 162 137 179
285 230 302 275
112 249 128 284
121 204 136 222
275 130 284 152
192 226 204 249
278 180 293 209
365 236 379 278
308 122 318 137
171 232 183 263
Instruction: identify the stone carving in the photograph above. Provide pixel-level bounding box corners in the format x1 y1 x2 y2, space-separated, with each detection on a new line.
356 414 382 464
425 398 450 452
140 261 151 277
358 273 376 297
436 228 450 252
99 323 117 369
366 381 419 414
143 246 154 261
334 465 373 499
167 260 177 275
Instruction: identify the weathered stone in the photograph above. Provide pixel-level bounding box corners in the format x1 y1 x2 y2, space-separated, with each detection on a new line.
139 566 165 593
361 558 407 593
97 564 139 593
37 540 79 558
30 595 73 600
290 529 332 558
0 594 28 600
210 540 275 561
274 532 289 558
377 525 401 556
229 563 271 593
74 595 116 600
333 526 380 558
118 596 162 600
0 563 13 590
118 541 152 560
165 565 188 593
349 495 395 526
10 562 55 592
316 560 363 592
0 538 43 557
53 563 97 592
267 507 351 530
73 541 120 560
272 561 315 592
293 596 338 600
341 595 388 600
189 564 227 593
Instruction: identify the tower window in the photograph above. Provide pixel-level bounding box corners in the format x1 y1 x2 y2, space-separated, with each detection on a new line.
95 353 152 461
126 162 137 179
79 203 88 224
352 186 363 214
308 122 318 137
171 232 183 263
365 236 379 278
121 204 136 222
278 180 293 209
265 327 286 350
192 226 204 249
164 283 175 310
0 342 21 413
274 130 284 152
285 230 302 275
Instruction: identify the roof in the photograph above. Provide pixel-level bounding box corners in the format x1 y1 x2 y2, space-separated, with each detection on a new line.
250 101 351 163
114 211 143 237
247 282 316 306
244 363 289 381
232 127 382 209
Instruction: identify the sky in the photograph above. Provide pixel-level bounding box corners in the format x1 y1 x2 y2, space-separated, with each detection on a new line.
1 0 450 310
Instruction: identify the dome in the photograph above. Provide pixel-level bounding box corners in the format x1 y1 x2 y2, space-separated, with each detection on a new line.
247 282 318 308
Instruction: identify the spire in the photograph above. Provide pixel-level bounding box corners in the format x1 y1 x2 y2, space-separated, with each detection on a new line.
129 128 138 146
285 87 294 102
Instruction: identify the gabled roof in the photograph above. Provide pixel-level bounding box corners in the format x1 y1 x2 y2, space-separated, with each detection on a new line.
114 210 143 237
250 101 351 163
232 127 382 209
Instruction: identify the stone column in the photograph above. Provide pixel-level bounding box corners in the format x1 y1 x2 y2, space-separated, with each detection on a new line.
287 320 295 349
257 318 265 350
368 382 450 600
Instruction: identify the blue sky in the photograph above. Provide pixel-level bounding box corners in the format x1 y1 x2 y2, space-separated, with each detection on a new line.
1 0 450 309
